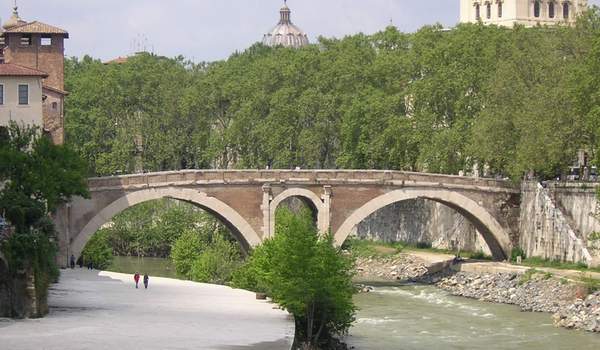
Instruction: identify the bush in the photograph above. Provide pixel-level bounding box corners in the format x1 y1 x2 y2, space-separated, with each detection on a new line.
81 229 113 270
170 229 203 279
239 208 356 349
511 247 526 262
190 234 242 284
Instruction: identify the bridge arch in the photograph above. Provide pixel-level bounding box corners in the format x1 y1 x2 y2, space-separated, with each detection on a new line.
269 188 327 237
71 187 261 259
334 189 511 260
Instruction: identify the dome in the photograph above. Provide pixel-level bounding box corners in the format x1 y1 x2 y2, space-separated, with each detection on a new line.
262 1 309 48
2 6 27 30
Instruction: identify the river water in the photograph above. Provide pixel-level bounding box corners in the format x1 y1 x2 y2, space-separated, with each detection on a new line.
108 257 600 349
347 284 600 350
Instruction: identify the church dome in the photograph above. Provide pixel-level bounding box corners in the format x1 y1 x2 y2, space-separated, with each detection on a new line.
262 1 309 48
2 6 27 30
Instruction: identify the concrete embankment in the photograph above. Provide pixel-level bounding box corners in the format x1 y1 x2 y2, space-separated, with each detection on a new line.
356 253 600 333
0 269 295 350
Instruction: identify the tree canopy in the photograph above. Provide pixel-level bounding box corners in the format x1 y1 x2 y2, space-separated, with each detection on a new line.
65 9 600 180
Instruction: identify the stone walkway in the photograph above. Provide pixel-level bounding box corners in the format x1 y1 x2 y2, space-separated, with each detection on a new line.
0 269 294 350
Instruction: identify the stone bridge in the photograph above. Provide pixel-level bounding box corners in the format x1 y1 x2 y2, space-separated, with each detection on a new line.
54 170 521 266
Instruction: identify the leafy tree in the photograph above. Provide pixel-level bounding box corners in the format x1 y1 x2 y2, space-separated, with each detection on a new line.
0 123 89 318
190 234 242 284
81 229 113 270
170 229 204 279
235 208 356 349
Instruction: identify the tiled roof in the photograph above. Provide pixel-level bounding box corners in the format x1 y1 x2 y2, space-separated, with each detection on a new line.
0 63 48 77
4 21 69 37
43 84 69 95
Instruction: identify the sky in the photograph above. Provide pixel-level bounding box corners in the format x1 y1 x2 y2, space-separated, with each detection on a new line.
7 0 600 62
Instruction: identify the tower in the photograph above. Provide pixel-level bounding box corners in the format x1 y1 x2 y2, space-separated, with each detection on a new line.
0 4 69 144
263 1 309 48
460 0 588 27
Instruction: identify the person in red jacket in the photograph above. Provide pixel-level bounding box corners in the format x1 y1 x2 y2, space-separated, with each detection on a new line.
134 272 140 289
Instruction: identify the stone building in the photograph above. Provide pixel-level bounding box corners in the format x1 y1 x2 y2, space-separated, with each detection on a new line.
263 1 309 48
460 0 588 27
0 5 68 144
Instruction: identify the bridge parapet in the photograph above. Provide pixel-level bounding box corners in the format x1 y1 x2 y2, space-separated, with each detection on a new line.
87 170 518 193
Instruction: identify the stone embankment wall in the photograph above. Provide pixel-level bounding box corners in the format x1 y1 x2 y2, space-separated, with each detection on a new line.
519 182 597 266
351 199 491 255
547 182 600 264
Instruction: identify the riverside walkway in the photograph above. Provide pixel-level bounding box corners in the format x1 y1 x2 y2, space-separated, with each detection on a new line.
0 269 294 350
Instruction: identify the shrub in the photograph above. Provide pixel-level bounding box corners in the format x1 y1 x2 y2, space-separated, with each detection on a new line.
81 229 113 270
170 229 203 279
511 247 526 262
190 234 242 284
240 208 356 349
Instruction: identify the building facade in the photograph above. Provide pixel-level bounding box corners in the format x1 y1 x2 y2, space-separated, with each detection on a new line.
0 63 47 129
0 6 68 144
460 0 588 27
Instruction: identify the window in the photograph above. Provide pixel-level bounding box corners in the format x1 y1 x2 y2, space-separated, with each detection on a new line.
486 3 491 19
20 34 32 46
475 4 481 20
563 3 570 19
548 2 555 18
534 1 541 18
52 102 57 110
41 36 52 46
18 84 28 105
0 84 4 105
498 2 503 18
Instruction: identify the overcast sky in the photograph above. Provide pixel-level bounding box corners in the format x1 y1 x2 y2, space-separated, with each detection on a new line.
8 0 600 62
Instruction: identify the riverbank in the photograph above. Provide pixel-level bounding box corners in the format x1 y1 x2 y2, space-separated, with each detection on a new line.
355 251 600 333
0 269 295 350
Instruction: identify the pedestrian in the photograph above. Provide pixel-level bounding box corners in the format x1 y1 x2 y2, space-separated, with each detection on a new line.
87 261 93 270
70 255 75 269
143 274 149 289
134 272 140 289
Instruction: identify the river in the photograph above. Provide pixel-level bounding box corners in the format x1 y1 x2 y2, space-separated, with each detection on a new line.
108 257 600 349
348 284 600 350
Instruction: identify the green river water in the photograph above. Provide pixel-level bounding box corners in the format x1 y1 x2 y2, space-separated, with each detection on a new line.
108 257 600 349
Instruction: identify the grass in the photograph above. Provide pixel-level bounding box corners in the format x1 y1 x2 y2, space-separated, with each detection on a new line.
516 257 600 274
579 273 600 293
342 239 493 260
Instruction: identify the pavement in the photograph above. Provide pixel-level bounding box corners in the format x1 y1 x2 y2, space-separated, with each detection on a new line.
0 269 295 350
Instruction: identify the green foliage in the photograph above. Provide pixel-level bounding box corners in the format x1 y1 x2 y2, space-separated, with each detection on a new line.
578 273 600 293
236 208 356 348
511 247 526 262
518 257 600 273
170 229 203 279
97 199 223 258
64 10 600 180
0 123 88 317
189 234 242 284
342 238 403 258
81 229 113 270
519 268 539 285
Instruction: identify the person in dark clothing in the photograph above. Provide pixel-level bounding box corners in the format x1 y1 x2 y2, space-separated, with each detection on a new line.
70 255 75 269
143 274 149 289
134 273 140 289
87 261 93 270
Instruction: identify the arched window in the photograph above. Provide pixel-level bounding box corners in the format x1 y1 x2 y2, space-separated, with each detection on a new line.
563 2 570 19
534 1 541 18
486 3 492 19
475 4 481 20
498 2 503 18
549 2 555 18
